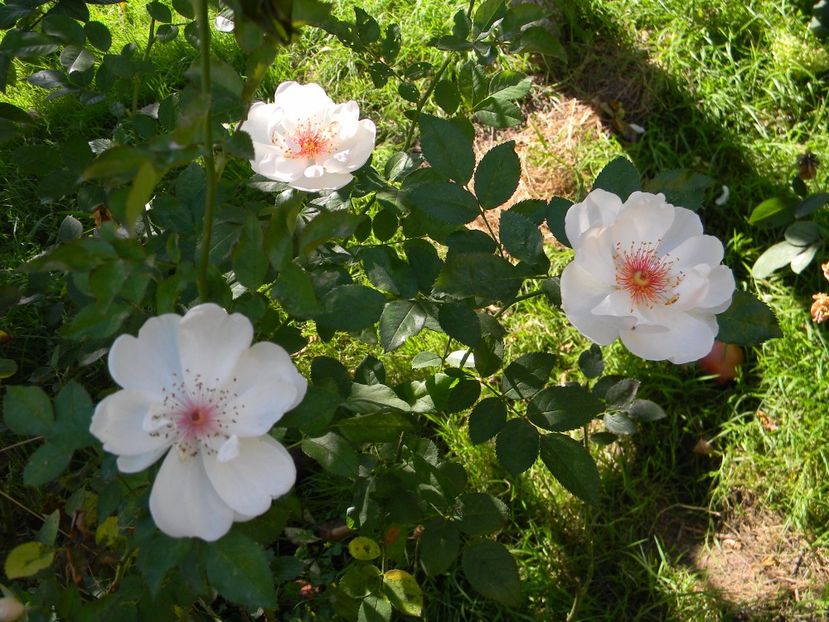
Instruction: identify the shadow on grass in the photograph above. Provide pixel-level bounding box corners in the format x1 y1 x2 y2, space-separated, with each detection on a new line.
504 0 829 619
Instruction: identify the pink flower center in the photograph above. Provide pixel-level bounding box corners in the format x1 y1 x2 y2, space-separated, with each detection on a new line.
272 119 337 161
291 129 329 159
175 403 218 441
614 242 682 308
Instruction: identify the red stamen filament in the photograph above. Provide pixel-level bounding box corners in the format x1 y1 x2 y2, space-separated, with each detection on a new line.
615 243 679 308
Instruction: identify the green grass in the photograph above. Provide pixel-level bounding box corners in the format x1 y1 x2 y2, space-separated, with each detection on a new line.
3 0 829 619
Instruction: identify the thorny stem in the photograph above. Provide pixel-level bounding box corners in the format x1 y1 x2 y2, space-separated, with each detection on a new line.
195 0 217 302
566 426 596 622
132 17 156 114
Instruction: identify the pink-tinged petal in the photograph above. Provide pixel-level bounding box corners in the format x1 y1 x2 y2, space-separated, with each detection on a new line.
238 102 280 144
250 142 308 181
561 262 621 345
565 188 624 246
177 304 253 389
149 451 234 541
291 171 354 192
116 447 168 473
670 234 725 270
108 314 182 396
620 312 718 364
274 82 334 122
659 206 703 253
698 266 735 313
224 342 307 436
669 268 710 311
339 119 376 173
90 390 171 456
203 435 296 517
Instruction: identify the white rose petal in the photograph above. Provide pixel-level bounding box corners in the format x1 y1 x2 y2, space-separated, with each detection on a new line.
238 81 376 192
560 190 736 364
89 303 307 541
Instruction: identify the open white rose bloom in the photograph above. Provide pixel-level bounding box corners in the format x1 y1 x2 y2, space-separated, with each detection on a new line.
90 304 307 541
239 81 376 192
560 189 736 364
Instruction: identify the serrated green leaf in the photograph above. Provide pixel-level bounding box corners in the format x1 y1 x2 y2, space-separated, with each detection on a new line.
3 385 54 436
383 569 423 617
539 433 600 504
438 302 481 347
419 519 460 576
349 536 381 561
206 532 277 608
500 210 545 267
419 114 474 184
496 418 539 476
136 534 192 597
52 381 95 451
434 252 521 303
346 383 412 414
468 397 507 444
500 352 555 400
475 141 520 209
462 541 521 606
24 442 73 486
315 284 385 332
528 385 603 431
457 493 508 536
716 290 782 346
405 181 479 224
593 156 640 200
272 263 322 319
380 300 427 352
301 432 358 478
751 241 804 278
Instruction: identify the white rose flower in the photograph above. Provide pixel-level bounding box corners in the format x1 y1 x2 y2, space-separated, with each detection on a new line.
90 303 307 541
560 189 735 364
239 81 376 192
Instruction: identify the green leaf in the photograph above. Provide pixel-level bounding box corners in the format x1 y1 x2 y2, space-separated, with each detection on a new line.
418 114 474 184
146 1 172 22
298 210 361 255
338 411 418 443
5 541 54 579
42 14 86 46
488 71 532 101
361 246 418 297
473 0 506 32
381 22 401 61
462 541 522 607
644 169 713 212
37 510 60 546
349 536 381 561
359 594 393 622
457 492 508 535
438 302 481 347
501 352 555 400
24 442 73 486
171 0 194 18
458 60 487 107
316 285 385 332
474 141 520 209
628 399 666 422
405 181 479 225
301 432 359 478
795 192 829 218
473 94 524 128
206 532 277 608
346 383 412 414
404 239 443 294
434 252 521 302
605 378 639 409
0 30 59 58
716 290 782 346
52 381 95 451
539 433 601 504
380 300 427 352
382 569 423 617
231 213 267 289
500 210 546 267
578 344 604 378
4 385 54 436
372 206 398 241
279 385 340 436
136 534 192 597
496 418 539 476
447 378 480 413
85 20 112 51
593 156 640 200
785 221 820 246
0 358 17 379
434 79 460 115
513 25 565 59
751 240 804 278
528 385 603 431
419 519 460 576
125 162 157 231
748 197 795 227
272 264 322 319
604 412 637 435
468 397 507 444
545 197 572 247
